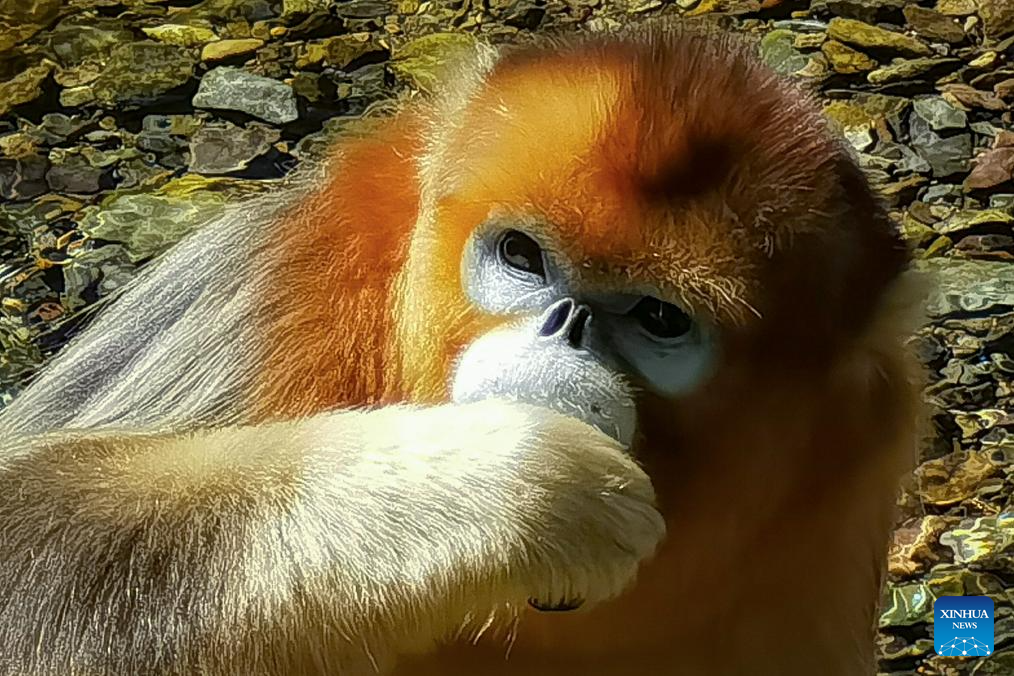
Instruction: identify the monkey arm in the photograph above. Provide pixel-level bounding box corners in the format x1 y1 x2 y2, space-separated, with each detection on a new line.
0 399 663 675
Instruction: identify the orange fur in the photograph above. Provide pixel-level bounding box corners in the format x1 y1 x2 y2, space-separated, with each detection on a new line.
250 114 424 417
246 22 918 674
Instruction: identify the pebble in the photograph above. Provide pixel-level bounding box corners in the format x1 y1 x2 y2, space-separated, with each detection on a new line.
201 38 264 62
142 24 219 47
827 17 931 57
903 5 966 44
964 147 1014 191
821 39 877 74
193 67 299 125
0 62 54 117
910 113 973 178
188 121 280 174
867 57 958 85
912 96 968 131
89 42 197 107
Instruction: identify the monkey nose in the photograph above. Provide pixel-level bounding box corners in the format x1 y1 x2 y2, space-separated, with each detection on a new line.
538 298 593 349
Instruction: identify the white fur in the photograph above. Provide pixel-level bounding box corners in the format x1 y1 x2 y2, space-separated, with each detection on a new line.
0 400 663 674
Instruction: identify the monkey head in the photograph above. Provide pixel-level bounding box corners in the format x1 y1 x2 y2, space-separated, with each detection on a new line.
449 213 714 446
397 23 909 453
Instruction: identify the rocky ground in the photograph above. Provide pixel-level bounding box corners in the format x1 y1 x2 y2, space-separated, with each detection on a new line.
1 0 1013 672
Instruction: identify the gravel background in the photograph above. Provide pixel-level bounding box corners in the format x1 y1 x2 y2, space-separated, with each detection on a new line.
1 0 1013 672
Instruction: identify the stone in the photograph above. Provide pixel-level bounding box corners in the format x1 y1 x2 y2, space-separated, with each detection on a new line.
821 39 877 73
899 211 938 246
940 83 1008 111
823 93 909 130
888 515 959 577
965 147 1014 191
793 33 826 49
844 126 875 151
825 0 906 24
390 32 480 93
333 0 389 18
294 33 381 69
923 183 963 202
995 78 1014 99
882 175 928 205
903 6 966 44
187 121 280 174
940 513 1014 573
760 30 811 75
78 175 256 261
0 154 49 201
36 113 91 143
923 234 953 256
773 19 828 33
937 207 1014 234
90 42 197 106
935 0 976 15
143 115 204 138
913 96 968 130
0 62 55 117
827 17 932 56
0 133 38 160
62 244 137 310
290 72 325 101
172 0 278 24
969 65 1014 90
980 0 1014 40
969 51 999 69
879 572 963 627
918 257 1014 315
867 57 959 84
910 125 972 178
201 38 264 62
45 150 107 193
54 62 102 89
59 86 95 108
193 67 298 124
876 142 933 173
990 193 1014 209
915 451 1001 506
142 24 220 47
795 53 832 81
971 648 1014 675
282 0 319 14
0 0 61 53
48 17 134 67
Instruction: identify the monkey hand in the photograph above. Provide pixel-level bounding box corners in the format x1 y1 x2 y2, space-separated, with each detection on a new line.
308 399 664 620
465 400 666 613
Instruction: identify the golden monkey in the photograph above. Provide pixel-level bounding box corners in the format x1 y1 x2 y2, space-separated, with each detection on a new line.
0 21 921 676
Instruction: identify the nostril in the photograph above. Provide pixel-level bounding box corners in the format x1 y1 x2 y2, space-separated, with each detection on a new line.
566 306 592 348
539 299 573 338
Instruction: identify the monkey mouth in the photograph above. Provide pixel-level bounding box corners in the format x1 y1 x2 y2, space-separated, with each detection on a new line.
528 597 585 612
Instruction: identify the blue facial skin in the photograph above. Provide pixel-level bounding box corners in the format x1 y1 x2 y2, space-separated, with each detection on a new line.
459 219 717 399
451 218 718 448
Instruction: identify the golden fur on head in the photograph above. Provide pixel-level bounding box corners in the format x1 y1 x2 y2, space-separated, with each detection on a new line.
399 21 910 399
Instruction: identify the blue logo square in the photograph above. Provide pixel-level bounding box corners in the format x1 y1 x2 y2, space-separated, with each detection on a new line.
934 595 994 657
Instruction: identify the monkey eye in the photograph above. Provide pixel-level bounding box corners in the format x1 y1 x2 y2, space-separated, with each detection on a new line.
497 230 546 280
629 296 693 340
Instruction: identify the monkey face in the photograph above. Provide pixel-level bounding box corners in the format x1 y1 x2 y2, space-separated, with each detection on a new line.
402 23 907 447
450 215 717 446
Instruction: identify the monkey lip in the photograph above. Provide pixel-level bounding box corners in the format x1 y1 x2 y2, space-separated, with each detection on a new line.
528 597 585 612
450 321 639 447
